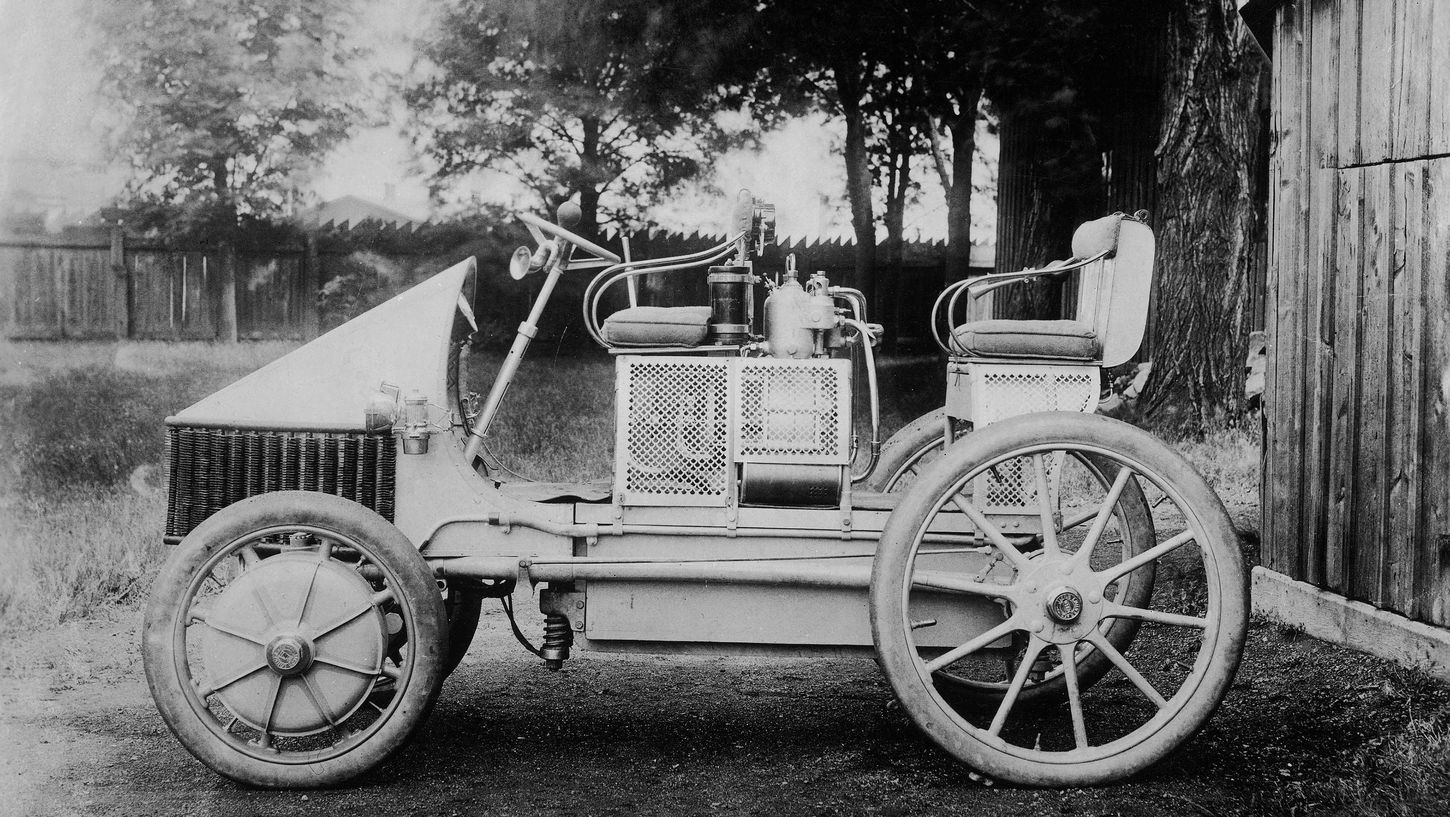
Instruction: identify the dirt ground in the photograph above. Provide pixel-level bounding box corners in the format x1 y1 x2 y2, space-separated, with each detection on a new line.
3 584 1447 817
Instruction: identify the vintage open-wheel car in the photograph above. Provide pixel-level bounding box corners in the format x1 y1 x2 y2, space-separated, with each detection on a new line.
144 193 1247 788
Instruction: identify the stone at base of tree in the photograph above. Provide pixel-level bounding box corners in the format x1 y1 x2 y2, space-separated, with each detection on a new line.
1252 566 1450 683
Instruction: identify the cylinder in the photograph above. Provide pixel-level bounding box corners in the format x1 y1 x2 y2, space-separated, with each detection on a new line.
706 265 753 344
739 463 843 507
763 276 814 359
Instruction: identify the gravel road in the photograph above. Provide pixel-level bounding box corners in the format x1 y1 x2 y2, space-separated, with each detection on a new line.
3 592 1446 817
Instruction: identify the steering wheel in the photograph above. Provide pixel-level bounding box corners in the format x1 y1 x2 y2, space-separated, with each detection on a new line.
515 203 621 274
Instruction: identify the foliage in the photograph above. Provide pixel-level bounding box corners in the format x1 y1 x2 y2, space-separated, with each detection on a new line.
406 0 764 234
89 0 370 239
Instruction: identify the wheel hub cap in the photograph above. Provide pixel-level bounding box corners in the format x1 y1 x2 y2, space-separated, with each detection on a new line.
1046 587 1084 623
264 634 313 676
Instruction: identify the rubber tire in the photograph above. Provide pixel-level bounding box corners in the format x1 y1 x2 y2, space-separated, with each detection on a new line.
872 408 1155 708
442 589 483 677
870 412 1248 786
870 408 954 492
143 491 448 788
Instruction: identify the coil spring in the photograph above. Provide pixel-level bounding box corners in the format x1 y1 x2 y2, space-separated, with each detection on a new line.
540 612 573 670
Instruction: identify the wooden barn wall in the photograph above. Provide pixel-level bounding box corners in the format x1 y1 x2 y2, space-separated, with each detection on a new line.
1263 0 1450 625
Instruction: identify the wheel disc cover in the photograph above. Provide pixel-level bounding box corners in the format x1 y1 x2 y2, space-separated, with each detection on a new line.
200 552 386 736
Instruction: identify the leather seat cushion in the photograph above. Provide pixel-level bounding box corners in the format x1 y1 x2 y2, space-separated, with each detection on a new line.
952 319 1100 360
602 306 713 347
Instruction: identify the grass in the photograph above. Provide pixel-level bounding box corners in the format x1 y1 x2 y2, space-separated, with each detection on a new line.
0 339 298 627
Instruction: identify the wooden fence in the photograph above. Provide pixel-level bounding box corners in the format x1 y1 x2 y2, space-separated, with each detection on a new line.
2 225 983 348
0 227 320 342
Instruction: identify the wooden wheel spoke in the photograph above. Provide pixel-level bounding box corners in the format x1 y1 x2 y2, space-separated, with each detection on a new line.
291 562 322 628
1105 603 1208 630
1086 630 1167 709
310 604 371 640
923 617 1019 674
194 613 268 646
200 661 268 697
988 638 1047 737
300 674 340 729
239 545 260 568
911 569 1017 600
1061 649 1089 750
247 581 281 629
312 654 384 677
1032 454 1060 558
1074 467 1135 567
259 674 284 748
1099 530 1195 585
949 494 1034 572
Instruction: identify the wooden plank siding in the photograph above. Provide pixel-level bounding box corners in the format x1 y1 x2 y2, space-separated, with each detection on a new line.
1265 0 1450 625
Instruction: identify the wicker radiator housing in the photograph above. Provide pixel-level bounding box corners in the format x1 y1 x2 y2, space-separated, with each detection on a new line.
164 425 397 540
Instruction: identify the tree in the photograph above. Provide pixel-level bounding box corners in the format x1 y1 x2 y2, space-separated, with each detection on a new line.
751 0 922 306
975 0 1267 425
895 0 986 282
406 0 762 236
90 0 368 237
1140 0 1267 423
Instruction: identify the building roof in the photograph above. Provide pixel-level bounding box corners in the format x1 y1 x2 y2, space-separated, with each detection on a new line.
307 195 425 229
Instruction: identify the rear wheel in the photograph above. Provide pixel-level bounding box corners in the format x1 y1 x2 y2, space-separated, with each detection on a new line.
870 412 1247 786
872 408 1156 708
143 492 447 788
871 408 958 492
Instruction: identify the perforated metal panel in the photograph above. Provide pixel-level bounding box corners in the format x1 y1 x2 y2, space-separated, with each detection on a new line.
615 357 731 506
735 359 851 464
614 356 853 507
953 362 1099 513
971 363 1098 425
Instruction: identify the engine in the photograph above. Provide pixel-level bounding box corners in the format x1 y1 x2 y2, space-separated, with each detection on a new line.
615 218 880 510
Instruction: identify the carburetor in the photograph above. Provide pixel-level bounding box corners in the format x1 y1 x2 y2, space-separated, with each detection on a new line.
761 257 849 359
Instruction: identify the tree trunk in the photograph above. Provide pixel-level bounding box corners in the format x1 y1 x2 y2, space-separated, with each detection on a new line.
578 185 601 239
992 109 1093 320
837 65 877 308
882 128 911 271
943 88 981 283
1139 0 1266 426
577 116 603 237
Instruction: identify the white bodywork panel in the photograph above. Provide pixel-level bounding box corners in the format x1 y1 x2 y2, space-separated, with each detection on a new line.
170 258 476 430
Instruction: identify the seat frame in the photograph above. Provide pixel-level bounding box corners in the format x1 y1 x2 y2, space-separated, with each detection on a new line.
934 213 1155 428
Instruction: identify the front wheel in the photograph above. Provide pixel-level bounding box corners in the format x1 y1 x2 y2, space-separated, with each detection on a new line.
870 412 1247 786
143 492 447 788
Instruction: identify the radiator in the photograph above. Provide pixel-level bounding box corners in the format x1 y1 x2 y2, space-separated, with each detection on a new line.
164 425 396 540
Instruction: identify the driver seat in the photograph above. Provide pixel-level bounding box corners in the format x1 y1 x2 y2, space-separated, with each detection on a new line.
600 305 713 347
